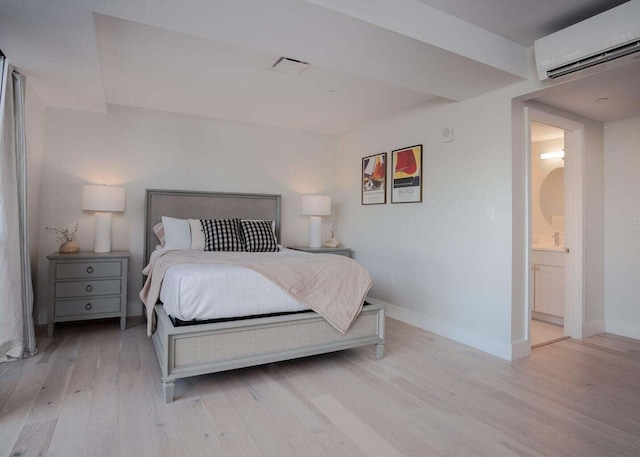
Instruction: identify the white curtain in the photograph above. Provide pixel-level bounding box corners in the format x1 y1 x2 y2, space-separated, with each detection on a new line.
0 54 37 361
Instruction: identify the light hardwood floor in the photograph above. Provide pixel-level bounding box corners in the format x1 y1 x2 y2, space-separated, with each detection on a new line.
531 319 567 348
1 317 640 457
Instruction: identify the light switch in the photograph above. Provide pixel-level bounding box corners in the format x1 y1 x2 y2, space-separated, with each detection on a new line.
633 213 640 225
485 208 495 221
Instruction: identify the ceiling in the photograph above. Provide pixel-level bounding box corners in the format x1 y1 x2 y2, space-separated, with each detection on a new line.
531 122 565 143
0 0 636 135
414 0 629 46
529 59 640 122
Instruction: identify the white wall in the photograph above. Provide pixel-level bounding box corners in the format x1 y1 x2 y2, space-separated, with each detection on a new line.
336 89 515 357
604 115 640 338
28 47 621 357
583 118 605 328
25 81 46 320
36 104 336 322
335 68 610 358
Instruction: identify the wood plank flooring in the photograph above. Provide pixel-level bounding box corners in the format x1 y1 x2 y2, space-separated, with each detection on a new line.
1 317 639 457
531 319 567 348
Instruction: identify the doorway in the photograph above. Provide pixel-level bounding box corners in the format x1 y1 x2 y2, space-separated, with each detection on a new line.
530 121 567 347
525 107 585 349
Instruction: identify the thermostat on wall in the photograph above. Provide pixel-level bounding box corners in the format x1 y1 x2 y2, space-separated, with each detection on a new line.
441 125 454 143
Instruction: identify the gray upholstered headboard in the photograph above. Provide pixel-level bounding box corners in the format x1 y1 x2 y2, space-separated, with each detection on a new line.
144 189 282 265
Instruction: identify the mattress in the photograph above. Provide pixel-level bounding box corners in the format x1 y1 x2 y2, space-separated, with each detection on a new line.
159 248 309 321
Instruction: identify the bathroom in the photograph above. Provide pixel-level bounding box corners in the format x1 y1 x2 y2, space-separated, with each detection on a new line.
530 122 568 347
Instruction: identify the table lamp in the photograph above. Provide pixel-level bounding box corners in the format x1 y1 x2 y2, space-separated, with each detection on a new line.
301 195 331 248
82 185 125 253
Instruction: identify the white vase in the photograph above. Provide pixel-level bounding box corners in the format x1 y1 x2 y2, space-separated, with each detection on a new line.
59 240 80 253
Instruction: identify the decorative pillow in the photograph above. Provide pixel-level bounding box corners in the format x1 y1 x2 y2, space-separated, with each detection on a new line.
188 219 206 250
152 222 165 246
201 218 245 251
245 219 276 234
161 216 191 250
241 220 279 252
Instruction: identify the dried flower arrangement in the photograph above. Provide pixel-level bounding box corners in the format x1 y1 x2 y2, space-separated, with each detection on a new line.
46 223 80 253
325 223 339 247
329 223 338 239
46 222 78 243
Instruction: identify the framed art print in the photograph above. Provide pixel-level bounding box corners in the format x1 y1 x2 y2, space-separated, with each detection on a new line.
362 153 387 205
391 144 422 203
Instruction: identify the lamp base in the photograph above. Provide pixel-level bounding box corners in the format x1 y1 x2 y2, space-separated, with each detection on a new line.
94 212 112 253
308 216 322 248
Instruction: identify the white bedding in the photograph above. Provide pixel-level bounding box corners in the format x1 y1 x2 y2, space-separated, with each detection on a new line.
158 248 309 321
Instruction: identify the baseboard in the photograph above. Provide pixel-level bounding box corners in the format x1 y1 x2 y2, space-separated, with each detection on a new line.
367 298 527 361
583 319 606 338
531 310 563 326
511 339 531 360
605 320 640 340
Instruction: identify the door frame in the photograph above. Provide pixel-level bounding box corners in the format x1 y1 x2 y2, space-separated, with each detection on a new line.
524 106 585 342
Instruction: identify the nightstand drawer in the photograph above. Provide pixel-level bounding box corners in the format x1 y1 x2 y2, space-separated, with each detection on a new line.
56 261 121 279
47 251 130 337
55 279 121 298
55 297 121 317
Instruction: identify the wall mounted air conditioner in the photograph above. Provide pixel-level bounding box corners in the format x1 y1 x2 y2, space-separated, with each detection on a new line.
534 0 640 81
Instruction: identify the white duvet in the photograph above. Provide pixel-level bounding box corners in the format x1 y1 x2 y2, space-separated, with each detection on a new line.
159 248 309 321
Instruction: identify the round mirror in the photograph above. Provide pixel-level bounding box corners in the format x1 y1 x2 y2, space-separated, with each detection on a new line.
539 167 564 224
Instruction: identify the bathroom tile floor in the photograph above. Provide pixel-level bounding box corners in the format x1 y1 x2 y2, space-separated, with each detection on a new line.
531 319 567 348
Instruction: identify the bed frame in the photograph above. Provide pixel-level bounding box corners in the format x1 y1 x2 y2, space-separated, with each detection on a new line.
144 189 385 403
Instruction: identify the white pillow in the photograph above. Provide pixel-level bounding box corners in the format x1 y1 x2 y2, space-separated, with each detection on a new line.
161 216 191 250
188 219 206 250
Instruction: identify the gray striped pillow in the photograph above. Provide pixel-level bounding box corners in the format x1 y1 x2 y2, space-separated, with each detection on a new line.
201 218 246 252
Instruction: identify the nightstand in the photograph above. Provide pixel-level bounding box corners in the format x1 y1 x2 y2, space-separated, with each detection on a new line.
47 251 129 337
288 246 352 257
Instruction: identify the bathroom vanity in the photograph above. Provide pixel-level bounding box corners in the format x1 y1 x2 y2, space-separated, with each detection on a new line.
531 246 564 324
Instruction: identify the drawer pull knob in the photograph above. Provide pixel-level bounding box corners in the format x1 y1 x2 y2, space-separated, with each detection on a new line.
85 303 92 310
86 266 94 274
86 284 93 292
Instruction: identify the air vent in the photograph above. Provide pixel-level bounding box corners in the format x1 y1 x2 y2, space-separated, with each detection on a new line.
272 57 309 75
534 1 640 81
546 39 640 79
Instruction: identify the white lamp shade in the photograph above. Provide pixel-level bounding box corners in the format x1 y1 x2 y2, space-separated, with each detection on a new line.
83 185 126 212
301 195 331 216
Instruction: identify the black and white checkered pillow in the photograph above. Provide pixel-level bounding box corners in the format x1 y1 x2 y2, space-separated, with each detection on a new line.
201 218 246 252
241 220 279 252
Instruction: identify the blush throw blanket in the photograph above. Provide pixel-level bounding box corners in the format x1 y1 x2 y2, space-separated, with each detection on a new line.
140 250 372 336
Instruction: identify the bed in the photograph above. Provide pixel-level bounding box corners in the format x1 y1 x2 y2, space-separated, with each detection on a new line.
143 189 385 403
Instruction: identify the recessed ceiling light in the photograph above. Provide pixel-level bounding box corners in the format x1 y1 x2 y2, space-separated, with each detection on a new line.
272 57 309 75
595 97 609 103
